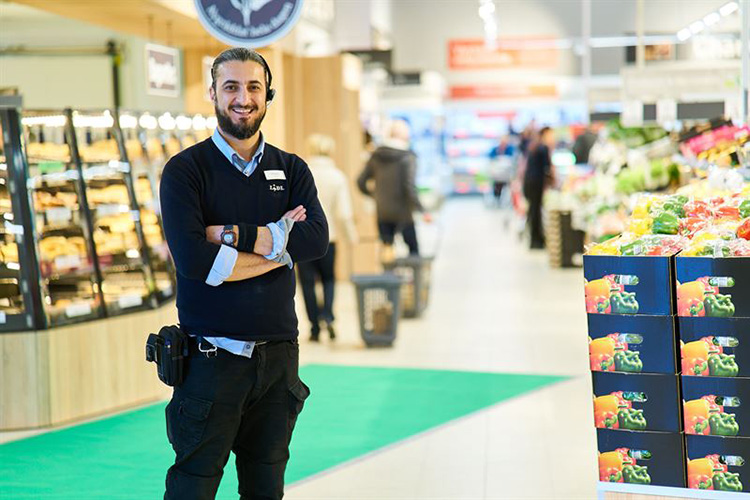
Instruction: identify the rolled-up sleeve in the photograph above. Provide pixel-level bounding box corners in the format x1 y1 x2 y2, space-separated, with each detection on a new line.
205 244 238 286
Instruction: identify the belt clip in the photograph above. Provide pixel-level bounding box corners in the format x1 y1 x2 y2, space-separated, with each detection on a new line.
197 337 218 358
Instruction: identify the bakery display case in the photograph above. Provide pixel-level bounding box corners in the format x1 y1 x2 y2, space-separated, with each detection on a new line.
0 105 183 333
23 109 105 326
119 112 175 303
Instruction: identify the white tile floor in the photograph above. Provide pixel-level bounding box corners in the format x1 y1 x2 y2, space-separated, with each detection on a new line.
289 198 597 499
1 198 598 498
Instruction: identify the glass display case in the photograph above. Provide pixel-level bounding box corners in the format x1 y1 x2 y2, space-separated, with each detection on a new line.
119 112 175 303
23 109 105 326
0 110 34 330
0 105 182 332
71 110 155 316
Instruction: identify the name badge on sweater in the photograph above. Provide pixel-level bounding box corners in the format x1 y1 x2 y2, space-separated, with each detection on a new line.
264 170 286 180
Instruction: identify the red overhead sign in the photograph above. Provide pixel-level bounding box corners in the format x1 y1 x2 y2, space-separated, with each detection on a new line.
448 39 558 70
449 84 558 100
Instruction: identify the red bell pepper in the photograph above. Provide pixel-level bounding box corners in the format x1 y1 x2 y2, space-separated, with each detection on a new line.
738 218 750 241
697 277 719 295
678 298 706 317
586 295 611 314
688 474 714 490
702 395 723 414
607 333 628 352
716 206 741 220
595 410 619 429
685 201 713 218
590 353 615 372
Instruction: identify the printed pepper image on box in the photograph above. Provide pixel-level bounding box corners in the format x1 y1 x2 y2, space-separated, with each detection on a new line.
585 274 640 315
681 337 739 377
599 448 652 484
678 277 736 318
589 334 643 373
684 396 740 436
594 392 647 430
688 454 743 491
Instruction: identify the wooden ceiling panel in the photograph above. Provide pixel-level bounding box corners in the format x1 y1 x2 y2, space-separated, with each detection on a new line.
11 0 215 48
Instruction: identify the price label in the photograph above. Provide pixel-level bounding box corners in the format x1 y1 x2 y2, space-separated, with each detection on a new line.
117 294 143 310
54 254 82 270
97 204 127 217
0 312 6 324
65 302 92 318
46 207 72 224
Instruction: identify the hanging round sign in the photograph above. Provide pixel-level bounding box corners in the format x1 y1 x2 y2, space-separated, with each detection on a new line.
194 0 304 48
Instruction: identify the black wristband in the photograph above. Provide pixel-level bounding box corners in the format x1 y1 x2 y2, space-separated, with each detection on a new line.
237 223 258 253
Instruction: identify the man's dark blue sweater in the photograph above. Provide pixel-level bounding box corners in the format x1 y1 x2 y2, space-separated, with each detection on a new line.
159 138 329 341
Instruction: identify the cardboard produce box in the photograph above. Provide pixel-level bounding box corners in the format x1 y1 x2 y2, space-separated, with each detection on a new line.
597 428 685 487
686 434 750 492
584 255 674 316
592 372 682 433
676 257 750 318
683 376 750 438
679 317 750 377
588 314 677 375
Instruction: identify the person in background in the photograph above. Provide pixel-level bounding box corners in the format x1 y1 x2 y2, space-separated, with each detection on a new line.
358 120 429 260
572 126 597 165
299 134 358 342
523 126 556 249
488 135 515 204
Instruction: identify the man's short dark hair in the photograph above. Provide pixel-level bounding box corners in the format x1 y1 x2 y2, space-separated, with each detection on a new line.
210 48 272 94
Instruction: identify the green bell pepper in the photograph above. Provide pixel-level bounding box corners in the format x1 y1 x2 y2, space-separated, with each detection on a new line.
620 240 645 256
611 292 639 314
622 464 651 485
618 408 647 430
697 245 731 257
708 353 739 377
740 199 750 219
662 199 685 218
614 350 643 373
713 472 743 492
709 412 740 436
705 294 736 318
652 212 680 235
669 194 689 205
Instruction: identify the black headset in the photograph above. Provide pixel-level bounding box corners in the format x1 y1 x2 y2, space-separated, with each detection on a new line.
254 51 276 103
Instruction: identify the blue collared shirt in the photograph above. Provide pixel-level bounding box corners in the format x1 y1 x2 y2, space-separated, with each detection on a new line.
201 129 282 358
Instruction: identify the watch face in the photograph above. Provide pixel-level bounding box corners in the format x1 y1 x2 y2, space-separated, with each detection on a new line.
222 232 235 245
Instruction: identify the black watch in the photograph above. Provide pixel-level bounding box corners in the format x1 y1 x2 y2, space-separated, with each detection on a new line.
221 224 236 246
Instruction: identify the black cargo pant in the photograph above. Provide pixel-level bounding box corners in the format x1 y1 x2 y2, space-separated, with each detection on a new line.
164 339 310 500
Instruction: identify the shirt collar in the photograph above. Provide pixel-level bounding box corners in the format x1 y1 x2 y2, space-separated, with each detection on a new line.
211 128 265 168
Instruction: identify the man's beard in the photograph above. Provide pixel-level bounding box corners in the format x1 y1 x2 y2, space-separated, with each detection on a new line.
214 103 266 140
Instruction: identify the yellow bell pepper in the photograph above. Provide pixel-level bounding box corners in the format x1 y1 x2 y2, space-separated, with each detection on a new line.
590 337 616 358
627 217 653 236
594 395 620 416
599 451 624 471
678 281 706 303
586 279 613 299
683 341 710 361
687 458 715 479
588 243 620 256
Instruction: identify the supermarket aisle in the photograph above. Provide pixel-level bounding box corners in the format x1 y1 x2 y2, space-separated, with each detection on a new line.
289 197 597 499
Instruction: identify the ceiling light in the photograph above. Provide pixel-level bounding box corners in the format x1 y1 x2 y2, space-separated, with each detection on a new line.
175 115 192 131
119 114 138 129
677 28 692 41
703 12 721 26
689 21 705 34
139 114 158 130
192 114 207 131
21 115 67 127
206 116 218 130
158 113 176 131
719 1 739 16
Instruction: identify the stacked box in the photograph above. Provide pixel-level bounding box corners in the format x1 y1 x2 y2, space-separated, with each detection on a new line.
585 254 686 487
677 257 750 492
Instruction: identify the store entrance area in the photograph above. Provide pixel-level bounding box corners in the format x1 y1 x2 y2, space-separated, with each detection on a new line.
0 198 596 499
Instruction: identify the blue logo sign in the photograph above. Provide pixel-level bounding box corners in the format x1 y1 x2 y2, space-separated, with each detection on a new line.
194 0 304 48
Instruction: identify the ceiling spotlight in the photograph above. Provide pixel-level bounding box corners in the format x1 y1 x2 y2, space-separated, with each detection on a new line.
719 1 739 16
677 28 692 41
703 12 721 26
689 20 705 34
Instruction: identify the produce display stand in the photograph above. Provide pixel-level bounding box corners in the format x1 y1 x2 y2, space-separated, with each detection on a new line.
597 481 749 499
545 209 585 268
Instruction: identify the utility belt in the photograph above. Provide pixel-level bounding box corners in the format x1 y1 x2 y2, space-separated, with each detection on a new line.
146 325 288 387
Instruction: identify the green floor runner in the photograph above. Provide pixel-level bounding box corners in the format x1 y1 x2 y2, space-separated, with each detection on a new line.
0 364 564 498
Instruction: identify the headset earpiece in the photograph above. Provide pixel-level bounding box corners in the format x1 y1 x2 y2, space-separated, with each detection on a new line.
267 88 276 103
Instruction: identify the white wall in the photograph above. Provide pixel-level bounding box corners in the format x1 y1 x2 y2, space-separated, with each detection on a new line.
0 2 184 112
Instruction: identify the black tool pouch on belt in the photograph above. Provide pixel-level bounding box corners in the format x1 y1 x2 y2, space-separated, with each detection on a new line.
145 325 189 387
